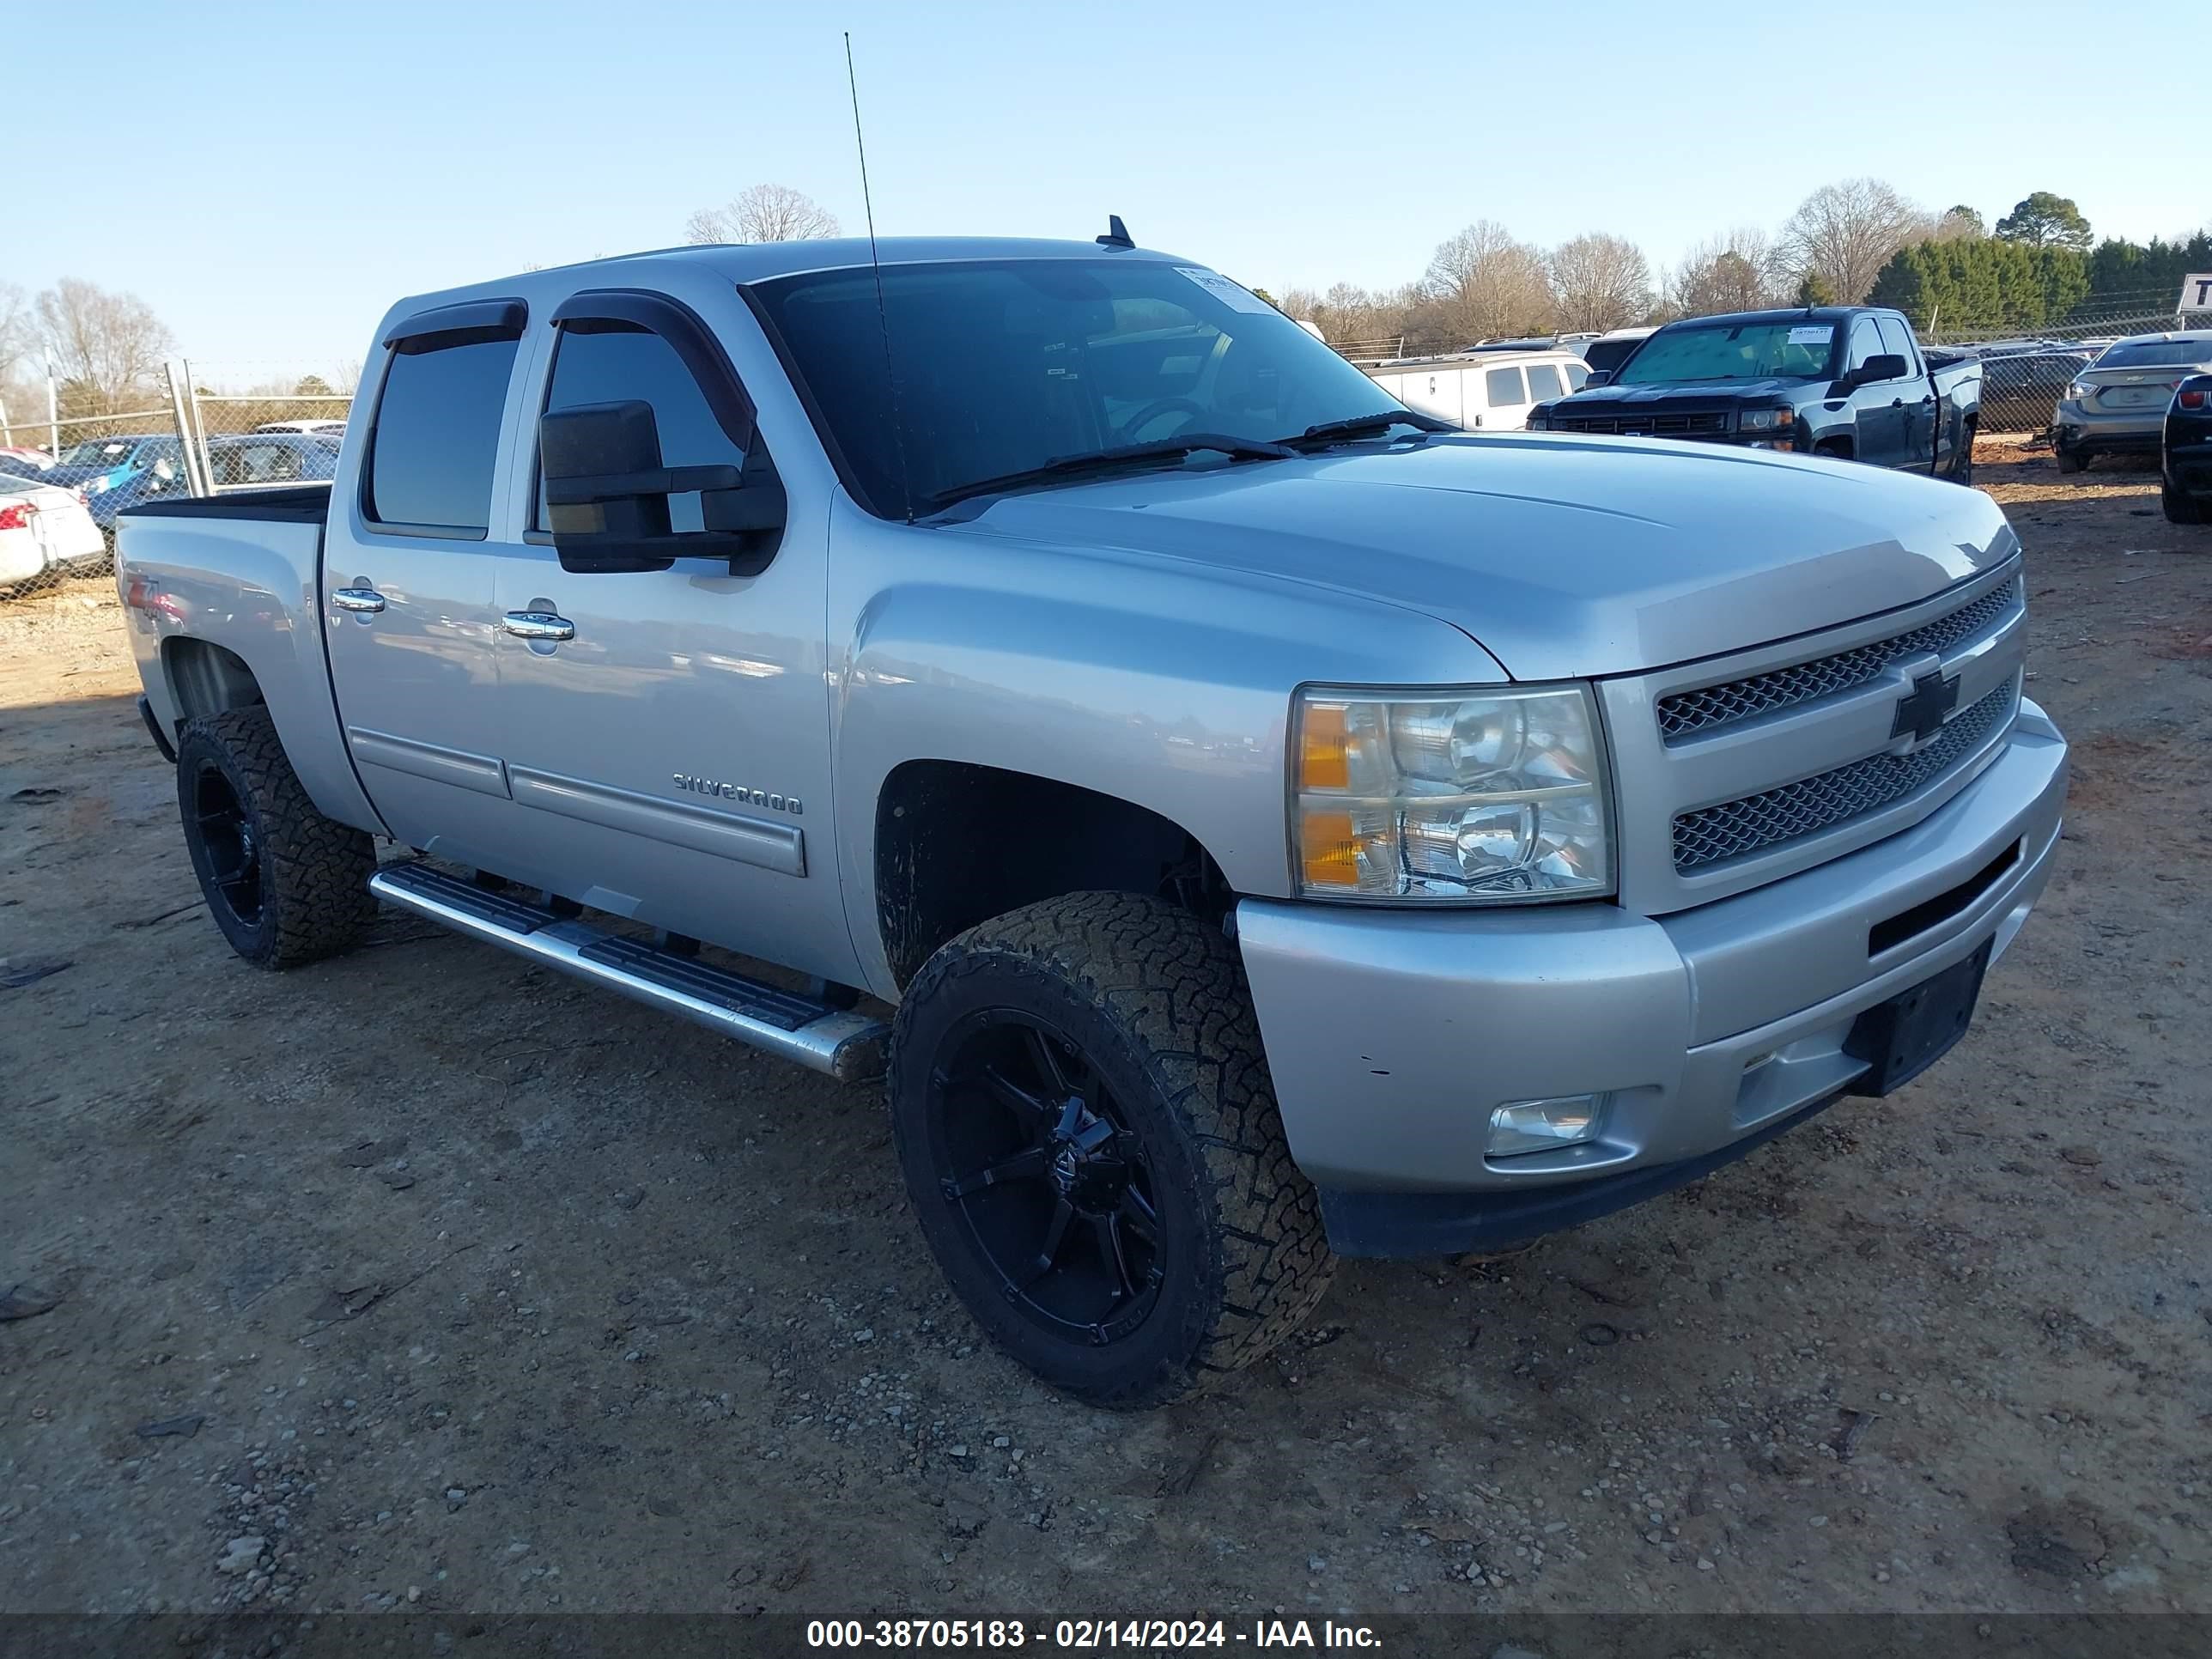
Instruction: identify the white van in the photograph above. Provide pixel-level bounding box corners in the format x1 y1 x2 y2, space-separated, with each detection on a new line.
1364 349 1590 431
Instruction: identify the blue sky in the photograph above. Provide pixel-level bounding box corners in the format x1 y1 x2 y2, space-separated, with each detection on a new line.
9 0 2205 372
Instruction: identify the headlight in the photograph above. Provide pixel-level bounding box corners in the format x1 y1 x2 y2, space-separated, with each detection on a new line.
2064 380 2094 402
1293 685 1613 902
1524 407 1551 431
1737 406 1794 433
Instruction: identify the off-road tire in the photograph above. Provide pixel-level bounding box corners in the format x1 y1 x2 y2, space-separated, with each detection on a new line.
175 706 377 969
2164 476 2204 525
890 891 1334 1408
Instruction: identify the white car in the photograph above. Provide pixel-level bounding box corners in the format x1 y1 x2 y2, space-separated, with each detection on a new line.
1362 349 1591 431
0 472 107 587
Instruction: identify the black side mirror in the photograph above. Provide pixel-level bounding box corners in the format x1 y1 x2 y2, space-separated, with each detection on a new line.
1584 369 1613 387
541 400 784 577
1842 353 1909 392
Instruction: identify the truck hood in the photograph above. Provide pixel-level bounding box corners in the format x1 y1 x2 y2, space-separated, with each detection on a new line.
1556 378 1816 408
951 434 2016 681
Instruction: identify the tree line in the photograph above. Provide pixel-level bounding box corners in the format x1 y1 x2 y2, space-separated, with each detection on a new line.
1869 226 2212 337
1269 185 2206 355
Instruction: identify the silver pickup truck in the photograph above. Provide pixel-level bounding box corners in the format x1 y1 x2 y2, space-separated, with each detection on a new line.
116 234 2068 1407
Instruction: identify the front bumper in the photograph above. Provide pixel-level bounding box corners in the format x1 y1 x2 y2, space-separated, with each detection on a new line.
1237 701 2068 1257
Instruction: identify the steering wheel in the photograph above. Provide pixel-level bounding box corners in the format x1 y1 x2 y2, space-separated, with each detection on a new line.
1115 397 1209 444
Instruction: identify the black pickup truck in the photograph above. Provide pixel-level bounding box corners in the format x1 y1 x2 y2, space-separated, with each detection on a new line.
1527 305 1982 484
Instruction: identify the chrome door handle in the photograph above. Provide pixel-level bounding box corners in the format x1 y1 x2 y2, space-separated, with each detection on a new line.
331 586 386 613
501 610 574 641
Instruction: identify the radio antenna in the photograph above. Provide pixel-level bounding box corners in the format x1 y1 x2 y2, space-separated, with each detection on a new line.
845 32 914 523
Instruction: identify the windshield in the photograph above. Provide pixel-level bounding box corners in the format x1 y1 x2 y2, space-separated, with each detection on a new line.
2094 339 2212 368
1613 320 1838 386
58 438 144 465
750 258 1407 515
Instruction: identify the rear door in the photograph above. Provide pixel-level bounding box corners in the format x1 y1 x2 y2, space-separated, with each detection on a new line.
322 299 532 866
487 284 849 981
1523 359 1570 416
1480 363 1529 429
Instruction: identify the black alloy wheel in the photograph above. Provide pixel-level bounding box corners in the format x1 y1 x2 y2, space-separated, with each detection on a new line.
190 759 265 930
928 1009 1164 1346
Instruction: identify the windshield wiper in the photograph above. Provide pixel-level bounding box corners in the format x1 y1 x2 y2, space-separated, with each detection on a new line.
1279 410 1455 449
920 434 1299 514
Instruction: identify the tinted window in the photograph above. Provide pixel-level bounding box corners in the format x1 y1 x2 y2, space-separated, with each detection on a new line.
1875 316 1917 370
1485 366 1527 406
2095 338 2212 368
212 442 303 486
1525 362 1565 400
751 258 1401 515
1846 319 1884 372
1563 361 1590 390
537 325 745 533
365 334 519 532
1583 337 1643 374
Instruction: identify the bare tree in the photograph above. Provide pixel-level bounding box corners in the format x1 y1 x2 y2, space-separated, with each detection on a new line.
1310 282 1411 354
1422 222 1555 344
1668 229 1789 316
685 184 840 245
1547 233 1652 331
0 282 36 387
36 278 175 414
1782 179 1933 304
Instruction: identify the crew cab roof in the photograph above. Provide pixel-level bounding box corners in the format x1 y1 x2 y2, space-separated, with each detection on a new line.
384 237 1200 326
1655 306 1890 329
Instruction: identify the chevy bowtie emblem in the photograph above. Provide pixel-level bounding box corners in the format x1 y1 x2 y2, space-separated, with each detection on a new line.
1890 669 1960 745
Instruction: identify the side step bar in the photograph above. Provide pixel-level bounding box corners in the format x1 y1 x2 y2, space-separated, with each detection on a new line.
369 862 887 1083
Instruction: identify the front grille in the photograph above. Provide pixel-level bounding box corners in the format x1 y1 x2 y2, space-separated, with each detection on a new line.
1671 683 2017 872
1657 579 2020 742
1553 410 1729 437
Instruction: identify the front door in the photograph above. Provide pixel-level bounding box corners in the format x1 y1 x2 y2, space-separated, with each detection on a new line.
1843 315 1908 467
323 309 529 868
489 291 850 983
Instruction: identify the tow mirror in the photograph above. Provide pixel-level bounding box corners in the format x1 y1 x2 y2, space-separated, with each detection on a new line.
541 400 784 577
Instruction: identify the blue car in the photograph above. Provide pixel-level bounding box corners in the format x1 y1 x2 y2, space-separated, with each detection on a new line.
77 433 342 534
46 433 183 501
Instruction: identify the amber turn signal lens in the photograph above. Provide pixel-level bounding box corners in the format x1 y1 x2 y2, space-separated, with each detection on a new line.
1299 807 1359 890
1300 702 1350 793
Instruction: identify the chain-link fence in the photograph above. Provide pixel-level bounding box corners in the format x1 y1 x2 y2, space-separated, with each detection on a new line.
1 358 355 601
1927 289 2208 434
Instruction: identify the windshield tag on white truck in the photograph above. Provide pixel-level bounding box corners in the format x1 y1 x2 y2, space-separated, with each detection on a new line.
1174 268 1274 314
1788 325 1832 344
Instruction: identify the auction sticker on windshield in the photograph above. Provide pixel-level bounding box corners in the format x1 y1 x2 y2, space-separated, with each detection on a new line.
1175 268 1274 313
1789 325 1832 344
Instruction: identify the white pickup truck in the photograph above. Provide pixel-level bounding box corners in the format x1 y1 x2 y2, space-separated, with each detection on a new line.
117 234 2068 1406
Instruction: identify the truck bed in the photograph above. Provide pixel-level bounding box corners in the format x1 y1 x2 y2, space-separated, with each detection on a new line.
121 484 332 525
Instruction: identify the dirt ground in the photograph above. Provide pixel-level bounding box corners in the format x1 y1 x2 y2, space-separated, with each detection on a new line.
3 439 2209 1621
